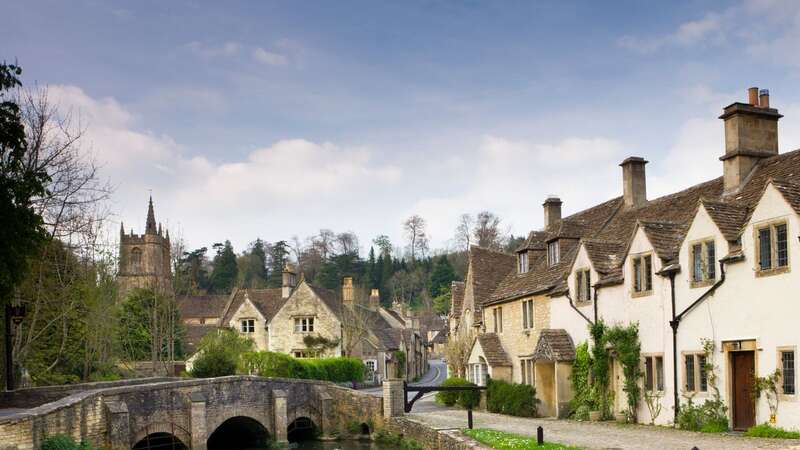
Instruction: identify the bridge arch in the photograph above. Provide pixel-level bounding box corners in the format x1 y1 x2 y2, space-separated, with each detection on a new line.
207 415 270 450
132 422 191 450
287 416 318 442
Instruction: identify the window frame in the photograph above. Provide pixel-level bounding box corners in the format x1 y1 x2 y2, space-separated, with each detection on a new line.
755 220 790 277
690 238 717 288
682 352 708 395
575 268 592 303
643 354 665 393
518 251 529 274
493 307 503 333
240 318 255 333
521 299 534 330
548 240 560 266
293 316 315 333
520 358 535 386
778 346 797 399
631 252 654 297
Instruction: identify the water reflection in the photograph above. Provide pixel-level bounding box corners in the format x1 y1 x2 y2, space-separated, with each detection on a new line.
289 441 406 449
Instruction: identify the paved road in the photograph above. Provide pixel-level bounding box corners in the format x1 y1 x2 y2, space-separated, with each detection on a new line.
410 409 800 450
360 358 448 407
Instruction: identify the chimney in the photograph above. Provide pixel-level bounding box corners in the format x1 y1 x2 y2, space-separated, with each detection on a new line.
342 276 354 306
281 264 297 299
720 87 782 193
620 157 648 209
542 197 562 230
369 288 380 310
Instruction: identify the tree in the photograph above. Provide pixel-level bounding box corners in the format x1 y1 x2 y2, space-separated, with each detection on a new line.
116 287 183 375
334 231 359 256
403 215 429 261
364 247 377 289
190 328 254 378
432 290 451 316
373 235 393 257
444 329 475 378
0 62 48 305
267 240 290 287
175 247 210 295
237 239 268 288
473 211 505 250
341 287 378 357
209 241 237 294
429 255 456 297
454 213 473 252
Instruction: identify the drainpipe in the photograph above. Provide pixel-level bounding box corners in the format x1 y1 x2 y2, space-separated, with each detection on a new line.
566 291 593 325
667 259 728 424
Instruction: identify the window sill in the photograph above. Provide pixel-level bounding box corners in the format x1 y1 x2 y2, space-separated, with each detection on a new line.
779 394 797 402
631 290 654 299
755 266 790 278
575 299 592 306
690 279 715 289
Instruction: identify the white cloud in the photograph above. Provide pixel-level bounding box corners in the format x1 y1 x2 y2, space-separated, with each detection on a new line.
252 47 288 66
186 41 242 58
618 12 724 54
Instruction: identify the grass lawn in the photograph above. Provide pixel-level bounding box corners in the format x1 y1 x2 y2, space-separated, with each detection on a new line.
462 428 585 450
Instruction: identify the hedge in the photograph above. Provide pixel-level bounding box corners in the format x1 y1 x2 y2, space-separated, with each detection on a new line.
435 377 480 407
487 379 538 417
240 351 364 383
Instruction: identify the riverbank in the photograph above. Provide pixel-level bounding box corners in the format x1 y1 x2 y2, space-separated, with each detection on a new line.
384 416 490 450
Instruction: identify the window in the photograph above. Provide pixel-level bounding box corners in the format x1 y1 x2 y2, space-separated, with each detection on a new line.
684 353 708 393
757 222 789 273
691 240 716 285
575 269 591 302
548 241 560 266
782 350 796 395
522 299 534 330
518 252 529 274
294 317 314 333
240 319 255 333
293 350 317 358
520 359 535 386
493 307 503 333
632 254 653 294
644 355 664 392
130 247 142 272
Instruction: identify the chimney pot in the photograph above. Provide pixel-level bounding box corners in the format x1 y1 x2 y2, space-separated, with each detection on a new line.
542 197 562 230
759 89 770 108
620 157 648 209
342 276 354 305
748 87 760 106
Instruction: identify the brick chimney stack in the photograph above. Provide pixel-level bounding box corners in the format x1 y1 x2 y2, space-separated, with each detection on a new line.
369 288 380 310
342 276 354 306
281 264 297 299
543 197 562 230
720 87 782 193
620 157 648 209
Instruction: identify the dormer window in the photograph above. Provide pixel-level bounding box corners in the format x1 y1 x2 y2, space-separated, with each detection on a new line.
756 222 789 275
518 252 529 274
575 269 591 302
548 241 560 266
691 239 716 287
632 253 653 296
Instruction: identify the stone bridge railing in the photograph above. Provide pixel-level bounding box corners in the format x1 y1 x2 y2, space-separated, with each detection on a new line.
0 376 382 450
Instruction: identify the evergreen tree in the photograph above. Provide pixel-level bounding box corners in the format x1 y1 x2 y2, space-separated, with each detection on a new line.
429 255 456 297
266 240 290 288
379 253 393 305
209 241 238 294
238 239 268 288
367 247 380 289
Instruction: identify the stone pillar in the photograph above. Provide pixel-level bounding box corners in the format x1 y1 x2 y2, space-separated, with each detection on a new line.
318 391 333 436
103 401 130 450
273 389 288 443
382 379 405 418
189 392 208 450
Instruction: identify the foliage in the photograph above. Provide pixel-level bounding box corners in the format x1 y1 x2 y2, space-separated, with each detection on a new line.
116 287 184 362
569 341 594 418
239 351 364 383
373 428 424 450
744 423 800 439
393 350 406 378
676 396 729 432
236 238 268 288
444 329 474 378
432 290 451 315
39 434 99 450
0 62 49 305
487 379 539 417
753 369 781 421
175 247 210 295
588 320 610 418
302 335 339 353
604 323 642 421
435 377 480 407
190 328 254 378
209 240 238 294
643 390 663 425
429 255 456 297
462 428 585 450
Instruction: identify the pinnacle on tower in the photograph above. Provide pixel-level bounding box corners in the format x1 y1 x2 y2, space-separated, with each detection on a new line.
120 221 125 236
146 196 157 235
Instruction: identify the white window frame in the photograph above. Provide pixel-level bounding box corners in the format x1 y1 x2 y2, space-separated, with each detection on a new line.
548 241 560 266
294 317 315 333
240 318 255 333
518 252 529 274
631 253 653 296
520 358 535 386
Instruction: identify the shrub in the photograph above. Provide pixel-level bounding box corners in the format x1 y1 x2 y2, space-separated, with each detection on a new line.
40 435 97 450
569 341 594 418
239 351 364 383
436 377 479 407
744 423 800 439
190 328 254 378
487 379 538 417
676 397 728 432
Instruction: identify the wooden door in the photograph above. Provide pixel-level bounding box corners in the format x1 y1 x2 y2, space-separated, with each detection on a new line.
732 351 755 430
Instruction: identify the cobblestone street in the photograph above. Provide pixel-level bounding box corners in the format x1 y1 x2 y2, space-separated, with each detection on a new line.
410 409 800 450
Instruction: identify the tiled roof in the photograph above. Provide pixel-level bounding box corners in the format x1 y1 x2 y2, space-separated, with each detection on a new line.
490 239 581 302
476 333 511 367
177 294 228 319
532 329 576 362
449 281 465 318
468 246 515 322
308 284 342 319
583 239 625 275
221 288 286 325
516 231 548 251
637 220 686 263
345 304 401 351
769 177 800 214
701 200 749 242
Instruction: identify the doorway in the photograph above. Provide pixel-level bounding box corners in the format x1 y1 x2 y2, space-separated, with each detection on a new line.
731 351 755 430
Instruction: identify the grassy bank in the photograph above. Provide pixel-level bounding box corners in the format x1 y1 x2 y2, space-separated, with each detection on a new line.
463 428 584 450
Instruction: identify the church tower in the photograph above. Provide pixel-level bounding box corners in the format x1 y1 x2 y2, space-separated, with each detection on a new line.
117 197 173 300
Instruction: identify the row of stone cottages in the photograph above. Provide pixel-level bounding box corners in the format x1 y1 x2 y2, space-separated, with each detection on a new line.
449 87 800 430
117 199 439 383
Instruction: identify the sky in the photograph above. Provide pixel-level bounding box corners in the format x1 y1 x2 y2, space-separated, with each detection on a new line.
5 0 800 256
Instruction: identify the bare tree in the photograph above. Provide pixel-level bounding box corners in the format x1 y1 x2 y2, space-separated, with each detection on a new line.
443 328 474 378
454 213 473 251
335 231 359 255
341 287 379 357
314 229 336 259
403 215 429 261
473 211 505 250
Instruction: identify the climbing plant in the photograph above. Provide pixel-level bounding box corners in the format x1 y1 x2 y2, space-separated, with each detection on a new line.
569 341 594 419
753 369 781 423
589 320 611 418
393 350 407 378
605 323 642 422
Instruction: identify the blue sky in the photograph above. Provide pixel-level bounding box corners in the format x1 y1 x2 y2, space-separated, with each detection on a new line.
6 0 800 255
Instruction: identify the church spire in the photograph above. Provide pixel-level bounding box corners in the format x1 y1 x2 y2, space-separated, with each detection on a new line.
145 196 157 235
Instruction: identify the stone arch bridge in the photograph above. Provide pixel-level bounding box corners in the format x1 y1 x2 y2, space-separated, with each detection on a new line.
0 376 382 450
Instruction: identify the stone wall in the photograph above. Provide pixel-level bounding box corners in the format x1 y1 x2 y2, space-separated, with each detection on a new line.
0 376 382 450
0 377 177 408
384 417 490 450
269 283 342 356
